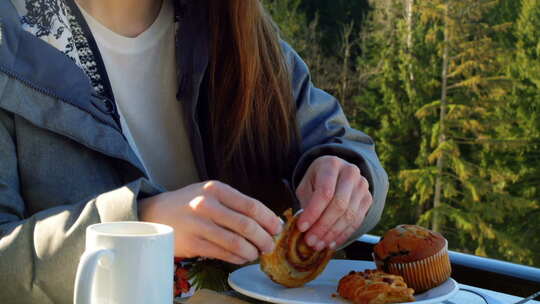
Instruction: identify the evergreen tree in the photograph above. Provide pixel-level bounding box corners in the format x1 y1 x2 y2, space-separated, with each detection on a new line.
263 0 307 45
501 0 540 265
354 0 442 233
396 0 537 262
264 0 540 266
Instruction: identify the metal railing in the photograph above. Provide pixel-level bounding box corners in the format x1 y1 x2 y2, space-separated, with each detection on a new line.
345 234 540 297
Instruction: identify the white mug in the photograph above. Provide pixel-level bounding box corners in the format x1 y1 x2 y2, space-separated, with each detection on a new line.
74 222 174 304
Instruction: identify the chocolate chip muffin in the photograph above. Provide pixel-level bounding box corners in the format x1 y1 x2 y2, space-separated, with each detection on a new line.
373 225 451 293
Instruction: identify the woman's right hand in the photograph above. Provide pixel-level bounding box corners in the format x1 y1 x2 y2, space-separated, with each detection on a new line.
139 181 282 265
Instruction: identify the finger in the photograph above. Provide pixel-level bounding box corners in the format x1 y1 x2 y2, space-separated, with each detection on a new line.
192 195 275 254
358 176 373 215
304 164 359 249
318 218 347 251
295 166 316 207
191 215 259 262
297 159 341 233
188 237 248 265
295 182 313 209
334 225 358 249
335 191 372 247
203 181 282 235
320 186 362 249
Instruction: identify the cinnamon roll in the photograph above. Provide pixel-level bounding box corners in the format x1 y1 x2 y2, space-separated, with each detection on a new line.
260 209 334 288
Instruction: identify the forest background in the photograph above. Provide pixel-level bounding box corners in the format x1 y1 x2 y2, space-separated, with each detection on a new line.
263 0 540 267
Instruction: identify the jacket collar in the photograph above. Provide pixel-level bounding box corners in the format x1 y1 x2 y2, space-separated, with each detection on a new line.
0 0 211 119
0 0 147 176
0 0 117 130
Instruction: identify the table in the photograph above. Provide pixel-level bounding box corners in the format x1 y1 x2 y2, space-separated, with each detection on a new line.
177 284 540 304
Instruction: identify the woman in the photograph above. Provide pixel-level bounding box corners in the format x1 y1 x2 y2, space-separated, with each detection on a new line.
0 0 388 302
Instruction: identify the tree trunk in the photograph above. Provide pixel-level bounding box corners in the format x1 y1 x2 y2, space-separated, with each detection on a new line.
405 0 414 81
340 22 354 110
433 2 449 233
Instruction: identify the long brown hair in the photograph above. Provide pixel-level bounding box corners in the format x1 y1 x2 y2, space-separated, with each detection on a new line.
206 0 300 198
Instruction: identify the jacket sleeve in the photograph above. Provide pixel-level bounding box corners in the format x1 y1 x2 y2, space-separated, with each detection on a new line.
0 110 161 303
282 41 389 248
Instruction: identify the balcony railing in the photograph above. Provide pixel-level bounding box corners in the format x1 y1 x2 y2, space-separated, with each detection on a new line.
345 234 540 297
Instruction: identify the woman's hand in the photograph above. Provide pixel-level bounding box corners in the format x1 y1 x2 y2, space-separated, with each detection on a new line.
139 181 282 265
295 156 372 251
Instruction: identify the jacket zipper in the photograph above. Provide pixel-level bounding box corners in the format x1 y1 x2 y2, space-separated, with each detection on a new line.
0 65 66 103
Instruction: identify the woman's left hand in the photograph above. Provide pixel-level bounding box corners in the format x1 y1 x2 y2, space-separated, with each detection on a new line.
295 155 373 251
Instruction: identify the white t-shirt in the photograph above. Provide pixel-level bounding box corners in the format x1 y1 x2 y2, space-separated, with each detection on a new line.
78 0 200 190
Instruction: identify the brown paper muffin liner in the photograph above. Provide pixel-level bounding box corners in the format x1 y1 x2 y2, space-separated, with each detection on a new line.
374 241 452 294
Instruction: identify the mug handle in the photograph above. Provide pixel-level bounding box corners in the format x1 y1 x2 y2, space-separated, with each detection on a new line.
74 248 114 304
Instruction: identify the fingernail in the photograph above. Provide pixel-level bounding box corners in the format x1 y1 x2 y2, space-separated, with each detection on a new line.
316 241 326 251
329 241 336 250
276 219 284 235
299 222 309 232
306 234 318 247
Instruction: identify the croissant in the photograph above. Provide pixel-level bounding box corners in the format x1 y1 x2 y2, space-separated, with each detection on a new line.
337 269 415 304
260 209 334 288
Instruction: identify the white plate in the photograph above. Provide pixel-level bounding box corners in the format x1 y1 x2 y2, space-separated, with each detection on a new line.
228 260 459 304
